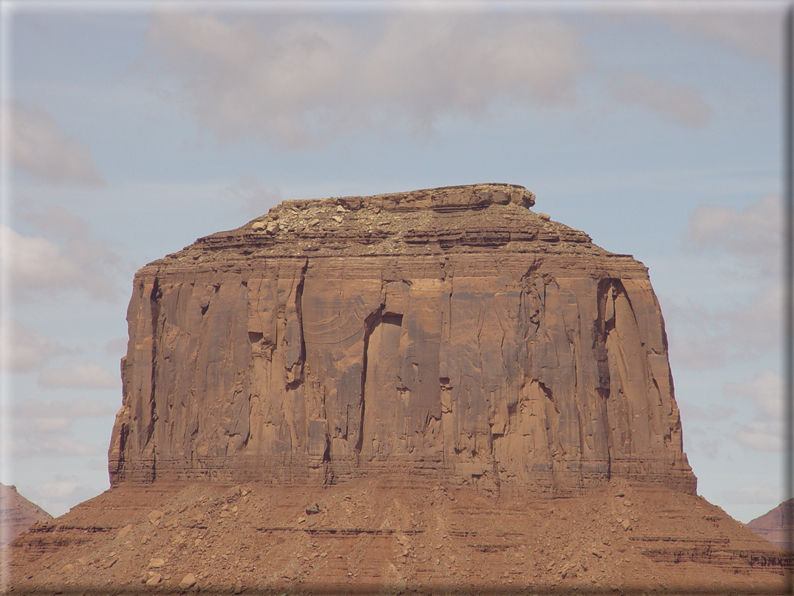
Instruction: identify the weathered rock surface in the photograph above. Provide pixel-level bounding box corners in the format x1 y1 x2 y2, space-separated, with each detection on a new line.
747 499 794 551
0 483 52 546
109 183 695 496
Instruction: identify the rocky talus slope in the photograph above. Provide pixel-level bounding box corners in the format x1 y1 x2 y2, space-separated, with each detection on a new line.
7 184 792 593
0 483 51 546
109 183 694 496
8 479 792 594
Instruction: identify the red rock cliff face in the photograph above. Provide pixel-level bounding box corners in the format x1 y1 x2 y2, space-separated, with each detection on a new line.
108 184 695 496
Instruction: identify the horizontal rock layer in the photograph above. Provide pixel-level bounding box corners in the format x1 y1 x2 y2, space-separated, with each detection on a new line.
109 183 696 496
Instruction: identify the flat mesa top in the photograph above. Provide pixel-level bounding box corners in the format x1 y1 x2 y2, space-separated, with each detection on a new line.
160 183 626 262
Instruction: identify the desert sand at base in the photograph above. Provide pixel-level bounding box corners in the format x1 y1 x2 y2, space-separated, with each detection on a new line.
8 477 792 594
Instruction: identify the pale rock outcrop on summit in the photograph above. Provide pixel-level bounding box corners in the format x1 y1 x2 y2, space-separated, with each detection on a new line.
109 183 695 496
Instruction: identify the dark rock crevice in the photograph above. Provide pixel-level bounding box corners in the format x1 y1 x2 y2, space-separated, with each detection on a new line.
287 259 309 391
356 306 384 454
145 276 161 473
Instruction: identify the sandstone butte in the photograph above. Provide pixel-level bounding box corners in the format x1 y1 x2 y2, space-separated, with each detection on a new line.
747 499 794 552
0 483 52 547
8 184 793 594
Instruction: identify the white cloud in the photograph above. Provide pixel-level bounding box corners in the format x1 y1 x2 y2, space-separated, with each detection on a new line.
2 205 126 301
724 368 782 421
0 319 73 373
685 194 782 278
227 174 282 219
695 438 721 460
722 484 781 506
145 11 586 147
13 396 117 420
724 369 783 453
678 401 736 422
20 475 104 517
733 422 781 453
104 337 128 357
7 397 116 459
610 72 711 127
38 360 120 390
669 194 783 370
1 225 117 301
657 9 785 68
11 436 103 459
605 8 784 69
8 99 105 187
668 280 782 370
11 397 116 430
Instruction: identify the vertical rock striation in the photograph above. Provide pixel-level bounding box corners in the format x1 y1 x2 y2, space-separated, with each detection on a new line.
109 183 695 496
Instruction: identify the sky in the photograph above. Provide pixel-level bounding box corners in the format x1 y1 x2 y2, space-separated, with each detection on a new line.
0 0 789 524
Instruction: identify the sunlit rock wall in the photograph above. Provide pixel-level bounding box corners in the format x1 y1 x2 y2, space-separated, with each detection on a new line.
109 184 696 496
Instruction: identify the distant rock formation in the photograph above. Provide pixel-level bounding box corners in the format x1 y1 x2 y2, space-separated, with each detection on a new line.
108 183 696 496
0 483 51 546
747 499 794 551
